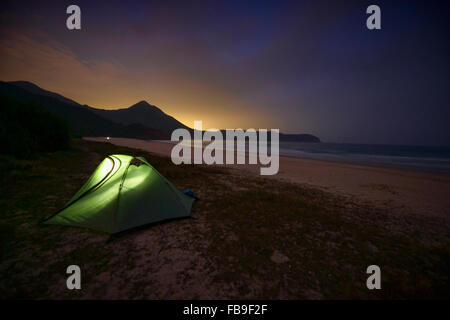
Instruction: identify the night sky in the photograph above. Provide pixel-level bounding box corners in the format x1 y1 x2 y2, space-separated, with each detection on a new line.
1 0 449 145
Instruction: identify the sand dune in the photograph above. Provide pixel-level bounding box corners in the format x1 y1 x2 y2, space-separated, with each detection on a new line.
85 137 450 220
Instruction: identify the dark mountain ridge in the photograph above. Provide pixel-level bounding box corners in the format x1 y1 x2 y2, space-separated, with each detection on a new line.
0 81 167 140
87 100 190 136
8 81 80 106
2 80 321 142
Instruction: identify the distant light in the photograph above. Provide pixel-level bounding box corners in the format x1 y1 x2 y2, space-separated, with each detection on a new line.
106 137 110 140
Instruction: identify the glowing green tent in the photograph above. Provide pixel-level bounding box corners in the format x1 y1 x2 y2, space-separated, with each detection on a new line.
44 154 195 234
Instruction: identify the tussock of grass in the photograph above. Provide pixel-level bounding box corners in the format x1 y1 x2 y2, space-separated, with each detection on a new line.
0 139 449 299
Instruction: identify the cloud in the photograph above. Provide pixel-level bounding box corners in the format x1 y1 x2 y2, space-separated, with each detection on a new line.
0 29 128 105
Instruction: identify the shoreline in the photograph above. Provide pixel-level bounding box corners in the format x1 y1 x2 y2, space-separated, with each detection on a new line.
85 137 450 220
112 138 450 174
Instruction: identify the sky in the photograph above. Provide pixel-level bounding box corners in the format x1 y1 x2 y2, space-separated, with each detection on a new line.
0 0 449 145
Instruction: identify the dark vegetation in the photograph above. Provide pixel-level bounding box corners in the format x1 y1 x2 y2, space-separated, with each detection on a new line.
0 139 448 299
0 95 70 158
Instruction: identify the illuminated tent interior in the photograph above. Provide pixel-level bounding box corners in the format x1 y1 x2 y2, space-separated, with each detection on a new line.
43 154 195 234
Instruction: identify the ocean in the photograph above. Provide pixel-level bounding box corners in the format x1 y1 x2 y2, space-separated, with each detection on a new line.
165 139 450 173
279 142 450 173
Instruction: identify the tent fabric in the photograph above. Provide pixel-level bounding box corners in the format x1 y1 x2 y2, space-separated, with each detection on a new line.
44 154 194 233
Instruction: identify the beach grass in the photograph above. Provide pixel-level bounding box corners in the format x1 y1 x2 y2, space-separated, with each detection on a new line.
0 139 449 299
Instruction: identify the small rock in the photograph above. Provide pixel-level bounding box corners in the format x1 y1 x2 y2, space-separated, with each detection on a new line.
226 232 238 242
270 250 290 264
367 242 379 253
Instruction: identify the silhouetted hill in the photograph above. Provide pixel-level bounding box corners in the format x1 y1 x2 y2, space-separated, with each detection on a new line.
88 101 190 136
116 123 167 140
8 81 80 106
279 133 321 142
0 81 167 140
200 130 321 143
3 80 321 142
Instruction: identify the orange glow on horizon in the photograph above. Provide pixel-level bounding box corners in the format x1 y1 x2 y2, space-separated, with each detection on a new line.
0 30 276 131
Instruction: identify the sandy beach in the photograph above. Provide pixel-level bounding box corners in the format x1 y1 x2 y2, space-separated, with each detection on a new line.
3 138 449 299
85 137 450 221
